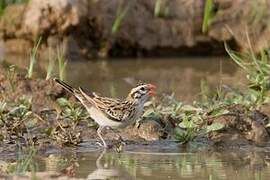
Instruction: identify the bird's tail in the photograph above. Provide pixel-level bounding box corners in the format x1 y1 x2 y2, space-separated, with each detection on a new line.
54 78 75 94
54 78 95 103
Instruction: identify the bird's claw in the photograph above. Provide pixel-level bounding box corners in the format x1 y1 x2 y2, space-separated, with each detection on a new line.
95 141 103 147
116 136 127 145
95 141 113 149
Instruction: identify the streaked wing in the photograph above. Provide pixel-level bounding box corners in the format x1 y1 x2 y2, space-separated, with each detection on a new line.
94 97 134 122
79 88 133 122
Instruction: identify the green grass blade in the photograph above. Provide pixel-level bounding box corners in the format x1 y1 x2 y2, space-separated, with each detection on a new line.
202 0 213 33
112 3 130 34
46 48 55 80
154 0 161 17
57 46 67 80
27 37 42 79
224 42 249 72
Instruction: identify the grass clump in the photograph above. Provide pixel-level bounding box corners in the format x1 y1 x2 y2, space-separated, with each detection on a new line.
57 46 67 81
224 42 270 107
27 37 42 79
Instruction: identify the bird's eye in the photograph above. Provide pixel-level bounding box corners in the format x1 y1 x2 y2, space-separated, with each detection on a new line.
140 87 145 91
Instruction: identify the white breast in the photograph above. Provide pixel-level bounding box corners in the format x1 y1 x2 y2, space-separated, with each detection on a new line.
87 107 123 128
87 104 144 129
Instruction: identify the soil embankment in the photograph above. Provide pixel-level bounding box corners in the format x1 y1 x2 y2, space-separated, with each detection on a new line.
1 0 270 59
1 70 270 154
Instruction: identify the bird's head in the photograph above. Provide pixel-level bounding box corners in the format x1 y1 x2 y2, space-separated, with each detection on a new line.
127 83 157 104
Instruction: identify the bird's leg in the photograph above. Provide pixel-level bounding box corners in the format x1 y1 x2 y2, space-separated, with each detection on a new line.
97 126 108 148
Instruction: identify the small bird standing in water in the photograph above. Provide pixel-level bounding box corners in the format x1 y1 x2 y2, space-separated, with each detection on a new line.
54 79 156 148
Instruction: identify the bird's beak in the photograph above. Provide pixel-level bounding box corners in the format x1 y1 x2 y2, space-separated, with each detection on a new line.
147 84 157 96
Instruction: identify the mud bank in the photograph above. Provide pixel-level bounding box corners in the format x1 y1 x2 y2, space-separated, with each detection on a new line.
0 68 270 155
0 68 165 155
1 0 270 59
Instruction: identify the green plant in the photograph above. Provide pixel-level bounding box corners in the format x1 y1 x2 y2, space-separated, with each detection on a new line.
154 0 161 17
154 0 170 17
27 37 42 79
202 0 214 33
174 104 224 143
46 47 55 80
174 115 198 142
112 2 130 34
143 95 224 143
57 46 67 81
225 42 270 107
9 96 32 119
57 98 88 124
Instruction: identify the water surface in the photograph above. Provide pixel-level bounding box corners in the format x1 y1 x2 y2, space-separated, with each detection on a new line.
2 56 246 102
37 142 270 180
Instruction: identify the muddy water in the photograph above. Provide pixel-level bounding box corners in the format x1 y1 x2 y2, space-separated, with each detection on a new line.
2 56 245 102
65 57 247 102
37 141 270 180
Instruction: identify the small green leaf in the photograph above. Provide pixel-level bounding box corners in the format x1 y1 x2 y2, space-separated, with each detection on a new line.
142 109 155 117
181 105 200 112
206 123 224 133
56 98 69 107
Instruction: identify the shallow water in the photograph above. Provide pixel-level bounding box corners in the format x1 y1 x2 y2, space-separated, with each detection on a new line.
35 141 270 180
2 56 245 102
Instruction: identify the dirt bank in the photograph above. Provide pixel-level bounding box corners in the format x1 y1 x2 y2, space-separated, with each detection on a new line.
1 0 270 59
0 68 165 155
0 68 270 155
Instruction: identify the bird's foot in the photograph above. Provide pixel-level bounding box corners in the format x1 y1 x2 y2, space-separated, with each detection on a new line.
117 136 127 145
95 141 103 147
95 141 113 149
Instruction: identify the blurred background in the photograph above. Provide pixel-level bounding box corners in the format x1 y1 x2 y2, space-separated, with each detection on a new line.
1 0 268 101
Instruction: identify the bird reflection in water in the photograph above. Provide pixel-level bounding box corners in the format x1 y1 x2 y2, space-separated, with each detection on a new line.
86 150 134 180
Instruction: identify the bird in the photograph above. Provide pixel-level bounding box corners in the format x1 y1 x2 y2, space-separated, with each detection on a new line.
54 78 157 148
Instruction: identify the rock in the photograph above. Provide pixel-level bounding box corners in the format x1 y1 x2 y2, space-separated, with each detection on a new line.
247 121 269 146
23 0 89 36
259 104 270 118
137 120 163 141
208 105 270 147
